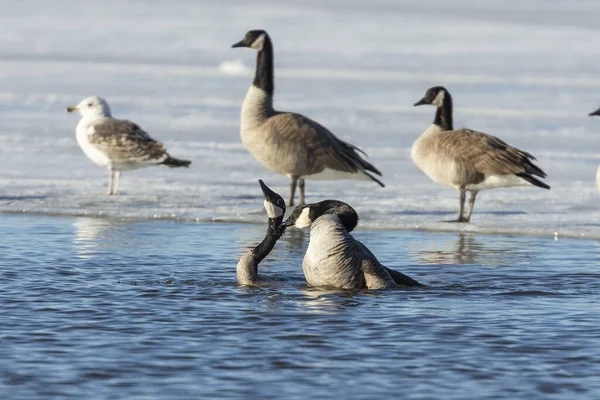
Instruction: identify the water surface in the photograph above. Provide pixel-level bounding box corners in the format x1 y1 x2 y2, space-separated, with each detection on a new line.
1 214 599 399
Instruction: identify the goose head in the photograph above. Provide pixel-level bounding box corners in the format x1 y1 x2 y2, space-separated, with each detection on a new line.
281 200 359 233
414 86 450 108
232 30 270 52
66 96 112 118
589 107 600 117
259 179 286 230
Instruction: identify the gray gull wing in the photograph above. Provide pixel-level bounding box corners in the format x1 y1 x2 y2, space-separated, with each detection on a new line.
88 118 169 163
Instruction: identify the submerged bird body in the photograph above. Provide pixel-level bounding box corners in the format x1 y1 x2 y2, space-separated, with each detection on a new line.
233 30 383 206
412 86 549 222
236 180 286 286
302 215 395 289
282 200 422 290
67 96 190 195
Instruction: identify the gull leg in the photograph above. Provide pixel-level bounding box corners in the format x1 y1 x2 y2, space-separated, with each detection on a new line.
113 171 121 195
298 178 306 206
107 168 115 195
288 176 298 207
465 191 479 223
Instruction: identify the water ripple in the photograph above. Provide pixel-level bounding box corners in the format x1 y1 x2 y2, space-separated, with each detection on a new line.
1 215 600 399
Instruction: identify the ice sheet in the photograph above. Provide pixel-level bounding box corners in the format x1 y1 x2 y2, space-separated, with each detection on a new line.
0 0 599 238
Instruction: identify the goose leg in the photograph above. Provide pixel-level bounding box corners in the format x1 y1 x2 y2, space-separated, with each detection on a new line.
446 187 467 222
465 191 478 223
113 171 121 195
298 178 306 206
456 187 467 222
107 168 115 195
288 176 298 206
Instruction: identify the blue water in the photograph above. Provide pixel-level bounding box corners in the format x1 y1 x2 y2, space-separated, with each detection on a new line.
1 214 599 399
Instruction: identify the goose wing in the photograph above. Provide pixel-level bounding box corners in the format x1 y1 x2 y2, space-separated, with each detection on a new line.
89 118 169 163
268 112 384 185
438 129 546 178
354 241 398 288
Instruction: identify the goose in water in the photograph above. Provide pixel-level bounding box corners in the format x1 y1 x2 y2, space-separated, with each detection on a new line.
412 86 550 222
589 106 600 192
237 180 286 285
279 200 422 289
231 30 384 206
66 96 191 195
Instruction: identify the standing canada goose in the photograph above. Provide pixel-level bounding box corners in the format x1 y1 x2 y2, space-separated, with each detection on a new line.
237 180 286 285
279 200 422 289
231 30 384 206
412 86 550 222
66 96 191 195
589 107 600 191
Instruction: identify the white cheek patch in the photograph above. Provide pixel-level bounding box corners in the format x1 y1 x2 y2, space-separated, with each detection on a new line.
294 208 312 229
432 90 445 107
250 34 266 51
263 200 283 218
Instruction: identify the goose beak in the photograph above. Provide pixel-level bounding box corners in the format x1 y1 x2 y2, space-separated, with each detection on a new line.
258 179 274 199
279 218 293 228
413 97 429 107
231 40 246 48
589 108 600 117
66 105 78 113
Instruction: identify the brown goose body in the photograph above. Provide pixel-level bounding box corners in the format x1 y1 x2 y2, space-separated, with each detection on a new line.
233 30 383 206
412 86 549 222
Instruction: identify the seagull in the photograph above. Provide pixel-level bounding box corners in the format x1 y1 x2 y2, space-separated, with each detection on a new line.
66 96 190 195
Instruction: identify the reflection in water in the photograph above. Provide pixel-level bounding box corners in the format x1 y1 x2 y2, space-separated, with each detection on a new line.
296 286 365 315
72 217 125 259
277 228 306 257
414 233 525 265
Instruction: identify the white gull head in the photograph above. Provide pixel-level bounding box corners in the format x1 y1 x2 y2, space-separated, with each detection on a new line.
67 96 112 119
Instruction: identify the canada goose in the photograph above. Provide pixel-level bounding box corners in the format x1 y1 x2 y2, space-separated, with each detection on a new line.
279 200 423 289
589 106 600 191
232 30 384 206
237 179 286 285
412 86 550 222
66 96 190 195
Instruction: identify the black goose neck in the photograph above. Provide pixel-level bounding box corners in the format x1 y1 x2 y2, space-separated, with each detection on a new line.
434 93 454 131
314 200 358 233
251 217 281 267
253 36 274 97
335 209 359 233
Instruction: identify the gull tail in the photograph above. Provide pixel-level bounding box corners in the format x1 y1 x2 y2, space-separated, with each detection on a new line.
162 156 191 168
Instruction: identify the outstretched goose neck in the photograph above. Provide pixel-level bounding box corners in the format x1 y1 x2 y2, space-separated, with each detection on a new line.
253 36 274 97
253 218 281 264
237 217 282 285
434 93 453 131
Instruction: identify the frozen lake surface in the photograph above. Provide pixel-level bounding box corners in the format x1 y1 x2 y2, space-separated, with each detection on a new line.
0 0 599 238
1 214 600 399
